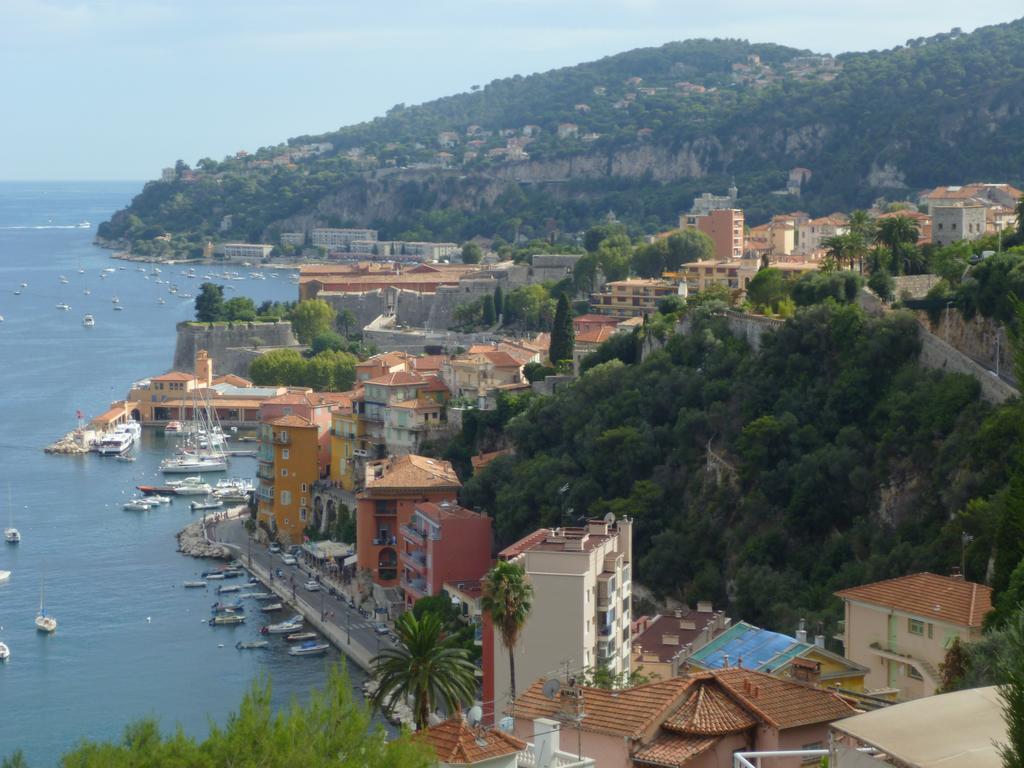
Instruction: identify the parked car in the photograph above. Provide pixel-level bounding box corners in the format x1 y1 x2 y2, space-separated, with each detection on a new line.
281 554 297 566
374 623 390 636
305 579 320 592
269 543 281 553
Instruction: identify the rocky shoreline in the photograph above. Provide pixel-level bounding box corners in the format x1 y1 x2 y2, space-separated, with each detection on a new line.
176 519 233 559
43 431 91 455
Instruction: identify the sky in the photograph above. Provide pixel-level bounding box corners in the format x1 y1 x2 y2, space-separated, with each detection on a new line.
1 0 1020 180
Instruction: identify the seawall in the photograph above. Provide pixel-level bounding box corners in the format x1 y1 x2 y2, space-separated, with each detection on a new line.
173 321 302 378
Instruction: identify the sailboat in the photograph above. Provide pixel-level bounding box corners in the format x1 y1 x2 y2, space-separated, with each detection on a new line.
161 385 228 474
35 583 57 633
4 487 19 543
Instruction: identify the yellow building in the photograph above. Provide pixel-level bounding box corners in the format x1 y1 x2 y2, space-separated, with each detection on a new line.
256 414 320 546
329 406 367 492
590 279 677 318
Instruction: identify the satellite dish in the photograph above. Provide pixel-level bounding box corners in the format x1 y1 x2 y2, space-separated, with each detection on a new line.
498 716 515 733
467 705 483 725
542 678 561 699
603 512 616 526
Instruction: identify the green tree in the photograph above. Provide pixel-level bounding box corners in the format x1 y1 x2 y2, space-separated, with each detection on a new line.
461 242 483 264
746 267 789 312
549 293 574 365
289 299 337 345
370 612 477 731
998 610 1024 768
481 561 534 709
876 215 920 255
336 308 357 337
56 668 431 767
250 349 306 386
222 296 257 322
194 282 225 322
868 269 895 301
595 234 633 282
666 229 714 268
482 294 497 326
311 330 347 355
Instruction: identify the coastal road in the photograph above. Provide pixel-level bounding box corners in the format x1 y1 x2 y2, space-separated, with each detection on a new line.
209 518 394 672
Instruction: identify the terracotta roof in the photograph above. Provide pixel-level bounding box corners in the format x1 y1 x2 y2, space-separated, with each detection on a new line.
499 529 551 560
212 373 253 386
576 326 615 345
663 684 757 735
389 397 442 411
633 610 722 664
835 572 992 628
359 351 414 367
365 371 426 387
364 454 461 491
632 734 718 767
412 355 447 372
513 677 692 738
574 313 621 326
416 717 525 764
419 375 450 393
471 449 511 473
414 500 489 523
267 414 314 428
483 350 522 368
151 371 196 382
711 668 857 729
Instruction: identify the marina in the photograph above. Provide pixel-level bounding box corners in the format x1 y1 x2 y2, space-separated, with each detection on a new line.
0 181 356 766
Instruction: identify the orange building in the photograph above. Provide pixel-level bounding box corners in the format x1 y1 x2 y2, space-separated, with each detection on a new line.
355 455 461 588
681 208 745 260
256 414 321 546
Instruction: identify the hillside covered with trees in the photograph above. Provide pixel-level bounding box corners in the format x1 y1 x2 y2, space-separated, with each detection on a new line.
432 302 1024 637
99 19 1024 253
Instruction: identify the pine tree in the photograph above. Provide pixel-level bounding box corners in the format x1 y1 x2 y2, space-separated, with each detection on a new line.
493 285 504 321
549 293 574 365
482 294 496 326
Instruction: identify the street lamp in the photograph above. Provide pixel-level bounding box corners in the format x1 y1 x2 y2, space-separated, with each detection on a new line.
347 610 351 645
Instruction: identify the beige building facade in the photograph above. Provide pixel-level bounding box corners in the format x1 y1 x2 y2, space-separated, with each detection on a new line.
835 572 992 699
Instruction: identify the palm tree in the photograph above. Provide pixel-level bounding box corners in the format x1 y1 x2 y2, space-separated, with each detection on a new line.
370 611 477 731
822 234 851 270
875 215 920 254
481 561 534 712
846 211 876 274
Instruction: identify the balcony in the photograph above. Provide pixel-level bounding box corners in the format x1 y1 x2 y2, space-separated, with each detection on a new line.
402 574 428 597
256 464 275 481
372 535 397 546
599 625 612 637
272 432 290 445
517 744 595 768
400 549 427 572
256 485 274 502
399 523 426 545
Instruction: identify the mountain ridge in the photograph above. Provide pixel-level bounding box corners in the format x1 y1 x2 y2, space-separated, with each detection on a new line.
99 18 1024 252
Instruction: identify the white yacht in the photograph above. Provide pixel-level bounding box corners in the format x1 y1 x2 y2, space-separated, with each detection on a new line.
55 303 71 311
0 642 9 661
0 569 10 583
82 314 95 327
123 498 154 512
77 221 91 229
97 421 141 456
161 455 227 474
166 477 214 495
59 276 69 284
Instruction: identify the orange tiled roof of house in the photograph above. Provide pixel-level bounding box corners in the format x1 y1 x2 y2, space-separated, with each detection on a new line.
576 326 615 345
513 677 693 738
482 350 522 368
633 734 718 767
416 716 525 764
412 354 447 372
711 668 857 729
835 572 992 628
663 683 757 735
268 414 314 428
365 370 426 387
364 454 461 491
471 449 511 473
151 371 195 382
211 373 253 387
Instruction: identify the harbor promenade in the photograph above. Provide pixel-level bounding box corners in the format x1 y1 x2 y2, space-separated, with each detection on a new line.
203 516 389 673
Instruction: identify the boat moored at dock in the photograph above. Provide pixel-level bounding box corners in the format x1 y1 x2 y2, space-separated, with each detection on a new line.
288 640 329 657
209 613 245 626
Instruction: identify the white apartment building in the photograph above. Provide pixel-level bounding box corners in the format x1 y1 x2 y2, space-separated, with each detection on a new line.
311 227 379 250
222 242 274 260
280 232 305 247
932 204 987 247
485 519 633 720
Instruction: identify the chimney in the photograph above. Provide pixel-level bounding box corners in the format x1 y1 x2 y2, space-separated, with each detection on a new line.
533 718 561 768
674 609 683 619
796 618 808 643
696 600 713 613
814 634 825 649
950 566 963 580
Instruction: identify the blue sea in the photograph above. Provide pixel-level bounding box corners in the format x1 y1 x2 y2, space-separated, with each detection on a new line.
0 181 366 765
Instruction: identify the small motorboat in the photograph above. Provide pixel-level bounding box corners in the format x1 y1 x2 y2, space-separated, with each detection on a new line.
82 314 95 327
164 420 183 433
221 569 244 579
183 580 207 588
205 572 226 580
211 600 243 613
55 303 71 311
4 528 20 544
236 640 269 650
217 584 241 594
113 305 124 311
148 494 171 504
261 617 304 635
115 455 136 463
123 498 153 511
59 276 69 284
289 640 329 657
246 592 275 600
260 602 284 613
0 642 9 661
0 570 10 584
209 614 245 626
190 499 223 512
285 631 318 644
